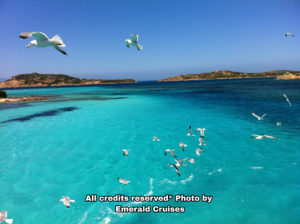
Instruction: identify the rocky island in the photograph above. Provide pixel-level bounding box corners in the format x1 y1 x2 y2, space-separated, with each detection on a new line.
0 73 136 89
160 70 300 82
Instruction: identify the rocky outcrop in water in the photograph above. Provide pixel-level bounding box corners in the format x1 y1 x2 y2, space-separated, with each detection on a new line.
0 96 48 104
0 90 7 98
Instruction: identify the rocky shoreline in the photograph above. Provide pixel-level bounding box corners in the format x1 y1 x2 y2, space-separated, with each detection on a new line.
160 70 300 82
0 96 48 104
276 72 300 80
0 73 136 89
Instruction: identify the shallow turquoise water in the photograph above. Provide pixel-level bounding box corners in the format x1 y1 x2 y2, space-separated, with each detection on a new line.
0 79 299 223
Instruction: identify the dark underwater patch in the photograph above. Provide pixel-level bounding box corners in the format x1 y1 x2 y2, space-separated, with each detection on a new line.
0 102 32 111
51 96 127 102
2 106 78 123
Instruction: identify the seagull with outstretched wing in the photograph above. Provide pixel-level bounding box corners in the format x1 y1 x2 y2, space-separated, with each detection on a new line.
196 128 206 137
0 211 13 224
283 93 292 107
20 32 67 55
122 149 130 156
59 196 75 208
153 136 160 141
251 134 278 140
117 177 130 185
251 112 267 120
179 142 187 152
125 34 143 51
182 158 195 164
165 149 177 158
175 159 187 167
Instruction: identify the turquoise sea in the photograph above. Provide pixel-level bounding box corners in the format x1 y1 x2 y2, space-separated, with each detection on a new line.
0 78 299 224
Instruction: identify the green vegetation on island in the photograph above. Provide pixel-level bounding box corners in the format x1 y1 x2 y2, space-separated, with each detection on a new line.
160 70 300 82
0 73 136 88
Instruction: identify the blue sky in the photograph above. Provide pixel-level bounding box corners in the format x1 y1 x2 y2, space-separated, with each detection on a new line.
0 0 299 81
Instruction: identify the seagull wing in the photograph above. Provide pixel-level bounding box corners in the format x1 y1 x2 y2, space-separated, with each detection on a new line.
54 45 67 55
251 112 260 120
131 34 139 43
119 178 126 182
5 219 13 224
20 32 34 39
20 32 49 41
32 32 49 41
264 135 278 139
170 150 177 158
137 44 143 50
283 93 292 107
183 158 194 163
173 165 180 176
261 114 267 119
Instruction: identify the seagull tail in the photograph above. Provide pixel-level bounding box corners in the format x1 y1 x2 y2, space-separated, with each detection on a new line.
51 35 66 47
5 219 13 224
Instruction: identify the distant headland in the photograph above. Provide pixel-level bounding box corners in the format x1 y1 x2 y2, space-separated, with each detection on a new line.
160 70 300 82
0 73 136 89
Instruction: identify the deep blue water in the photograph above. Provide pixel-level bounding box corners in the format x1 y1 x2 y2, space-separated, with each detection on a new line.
0 78 299 224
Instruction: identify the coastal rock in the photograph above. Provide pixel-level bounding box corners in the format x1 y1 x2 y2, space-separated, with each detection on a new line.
0 90 7 98
0 73 136 88
276 72 300 80
160 70 300 82
0 96 48 104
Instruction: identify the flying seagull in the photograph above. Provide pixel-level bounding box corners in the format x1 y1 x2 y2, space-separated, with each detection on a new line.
196 128 206 138
117 177 130 185
196 148 204 156
179 142 187 152
198 136 206 146
122 149 130 156
59 196 75 208
187 125 195 136
152 136 160 142
19 32 67 55
208 168 223 176
125 34 143 50
250 166 264 170
0 211 13 224
175 159 187 167
182 158 195 164
251 134 278 140
251 112 267 120
168 164 181 176
283 93 292 107
285 33 295 37
164 149 177 158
